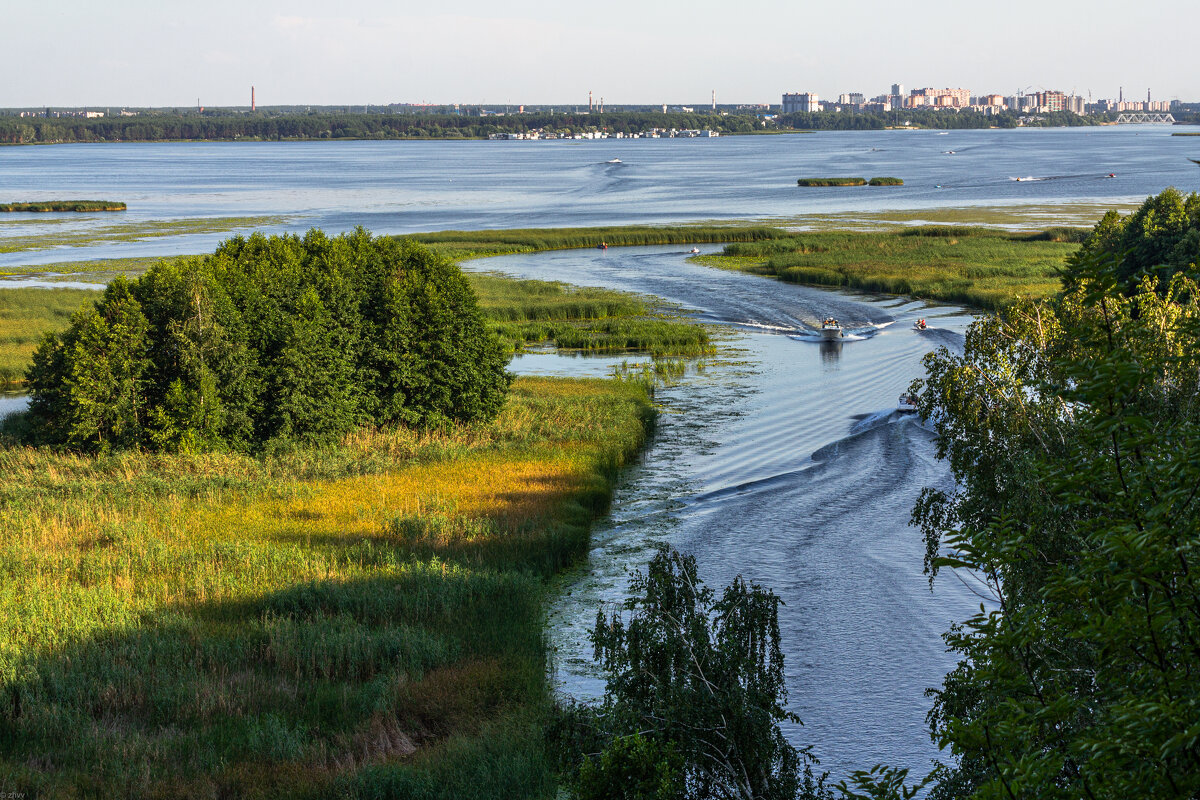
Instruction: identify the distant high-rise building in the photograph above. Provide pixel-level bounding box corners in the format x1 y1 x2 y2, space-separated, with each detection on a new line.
891 83 904 98
782 92 820 113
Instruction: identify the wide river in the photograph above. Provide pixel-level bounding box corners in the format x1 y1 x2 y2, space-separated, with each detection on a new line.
2 128 1195 778
1 125 1198 267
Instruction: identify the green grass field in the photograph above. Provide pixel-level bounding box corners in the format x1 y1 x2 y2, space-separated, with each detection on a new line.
699 227 1083 309
0 375 654 798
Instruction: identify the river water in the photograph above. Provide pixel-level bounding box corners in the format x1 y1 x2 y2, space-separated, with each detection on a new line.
2 126 1198 268
459 245 979 779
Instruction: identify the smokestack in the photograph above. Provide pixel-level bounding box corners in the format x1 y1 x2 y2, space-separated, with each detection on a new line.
589 90 593 112
712 89 716 110
1119 86 1123 103
251 86 256 112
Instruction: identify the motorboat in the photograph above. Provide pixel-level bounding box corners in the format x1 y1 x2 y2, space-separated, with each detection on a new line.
820 317 843 340
1105 173 1116 178
689 247 700 254
606 158 622 164
597 242 608 250
897 394 919 413
914 318 927 331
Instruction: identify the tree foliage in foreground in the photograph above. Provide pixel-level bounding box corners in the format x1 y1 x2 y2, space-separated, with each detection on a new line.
26 229 509 451
552 545 832 800
912 238 1200 798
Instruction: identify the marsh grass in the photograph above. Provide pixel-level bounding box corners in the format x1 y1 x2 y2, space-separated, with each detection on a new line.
0 216 287 254
414 224 789 260
0 376 653 798
0 288 96 387
468 272 713 357
706 229 1079 309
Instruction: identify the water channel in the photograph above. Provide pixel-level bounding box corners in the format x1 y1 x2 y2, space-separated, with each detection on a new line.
463 245 981 779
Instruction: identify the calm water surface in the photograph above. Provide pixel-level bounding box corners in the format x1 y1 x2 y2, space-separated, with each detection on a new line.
2 126 1198 267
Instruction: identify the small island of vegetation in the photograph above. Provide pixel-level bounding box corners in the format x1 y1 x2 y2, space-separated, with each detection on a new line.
0 200 125 212
797 177 866 187
868 176 903 186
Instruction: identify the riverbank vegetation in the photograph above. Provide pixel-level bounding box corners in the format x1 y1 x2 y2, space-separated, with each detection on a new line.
908 187 1200 799
0 201 125 213
0 288 97 388
413 224 789 260
0 374 655 799
699 227 1086 309
470 273 713 357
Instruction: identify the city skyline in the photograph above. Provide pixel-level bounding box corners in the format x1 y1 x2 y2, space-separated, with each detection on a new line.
4 0 1197 107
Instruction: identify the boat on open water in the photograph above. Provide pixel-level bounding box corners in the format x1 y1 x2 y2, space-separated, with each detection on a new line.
821 317 843 340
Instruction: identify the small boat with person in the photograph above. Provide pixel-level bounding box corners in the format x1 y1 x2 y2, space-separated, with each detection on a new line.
897 394 919 413
914 318 927 331
821 317 843 340
689 247 700 254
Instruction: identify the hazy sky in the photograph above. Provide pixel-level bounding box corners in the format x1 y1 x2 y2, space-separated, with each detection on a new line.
5 0 1197 107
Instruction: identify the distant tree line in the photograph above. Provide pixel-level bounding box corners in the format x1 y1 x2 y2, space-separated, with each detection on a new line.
0 107 1145 144
0 112 762 144
24 230 510 452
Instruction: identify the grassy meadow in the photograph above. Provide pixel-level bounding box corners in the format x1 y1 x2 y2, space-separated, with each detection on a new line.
699 226 1084 309
0 375 654 798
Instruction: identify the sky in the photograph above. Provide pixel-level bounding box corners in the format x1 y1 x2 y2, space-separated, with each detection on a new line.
4 0 1197 107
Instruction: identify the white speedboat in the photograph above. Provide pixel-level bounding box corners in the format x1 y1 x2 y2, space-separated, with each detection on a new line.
820 317 843 340
898 394 919 413
689 247 700 254
606 158 622 164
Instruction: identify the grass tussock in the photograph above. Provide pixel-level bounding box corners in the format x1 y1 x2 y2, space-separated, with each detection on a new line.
704 229 1079 309
0 375 653 798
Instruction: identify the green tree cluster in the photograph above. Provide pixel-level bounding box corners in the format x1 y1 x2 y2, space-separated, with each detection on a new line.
26 229 509 452
911 191 1200 799
554 545 831 800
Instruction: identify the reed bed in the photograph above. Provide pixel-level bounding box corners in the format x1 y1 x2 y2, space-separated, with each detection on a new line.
467 272 713 356
413 224 790 260
0 376 654 798
708 228 1080 309
0 288 95 388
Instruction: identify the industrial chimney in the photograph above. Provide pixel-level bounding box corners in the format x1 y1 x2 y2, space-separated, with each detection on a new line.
251 86 256 112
